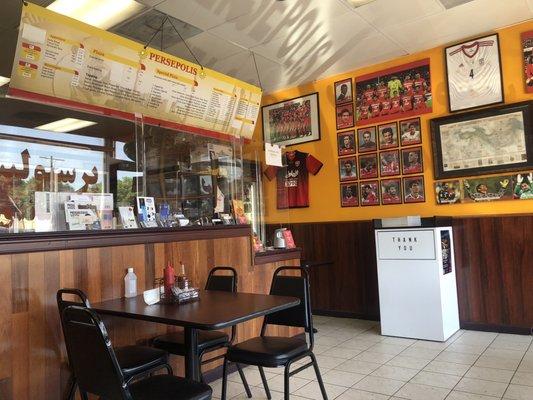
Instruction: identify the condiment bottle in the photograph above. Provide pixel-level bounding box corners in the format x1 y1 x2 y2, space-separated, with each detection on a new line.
163 262 175 298
124 268 137 298
177 261 189 290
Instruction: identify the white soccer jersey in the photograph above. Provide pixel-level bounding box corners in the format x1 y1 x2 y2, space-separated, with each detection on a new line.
446 36 502 111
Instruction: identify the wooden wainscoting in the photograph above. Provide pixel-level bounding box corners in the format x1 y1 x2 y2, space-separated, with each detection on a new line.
0 235 301 400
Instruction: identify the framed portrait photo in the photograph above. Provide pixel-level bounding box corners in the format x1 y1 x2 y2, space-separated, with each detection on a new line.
339 156 358 182
401 146 424 175
337 130 356 156
445 33 504 113
335 78 353 105
379 150 400 177
262 92 320 147
400 117 422 146
378 122 398 150
403 176 425 203
336 103 355 130
522 30 533 93
358 153 378 180
357 126 377 153
435 180 462 205
360 181 380 206
340 183 359 207
431 101 533 179
381 179 402 205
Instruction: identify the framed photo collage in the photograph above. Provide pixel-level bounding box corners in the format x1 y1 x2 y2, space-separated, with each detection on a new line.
335 77 426 208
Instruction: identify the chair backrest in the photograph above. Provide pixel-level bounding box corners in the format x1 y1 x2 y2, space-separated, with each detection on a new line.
205 267 237 292
61 305 132 400
262 267 314 346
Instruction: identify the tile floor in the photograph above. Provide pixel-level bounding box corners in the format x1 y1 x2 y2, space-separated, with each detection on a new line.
211 315 533 400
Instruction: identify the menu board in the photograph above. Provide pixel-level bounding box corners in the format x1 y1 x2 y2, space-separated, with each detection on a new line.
9 3 262 141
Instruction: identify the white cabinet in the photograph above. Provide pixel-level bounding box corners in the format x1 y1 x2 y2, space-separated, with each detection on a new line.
375 227 459 341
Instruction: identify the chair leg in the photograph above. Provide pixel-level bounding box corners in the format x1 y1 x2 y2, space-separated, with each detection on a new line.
64 373 77 400
310 353 328 400
221 358 229 400
284 363 291 400
258 366 272 400
79 390 89 400
165 363 174 375
236 364 252 398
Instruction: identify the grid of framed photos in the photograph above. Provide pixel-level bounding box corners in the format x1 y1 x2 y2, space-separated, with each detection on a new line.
337 107 426 207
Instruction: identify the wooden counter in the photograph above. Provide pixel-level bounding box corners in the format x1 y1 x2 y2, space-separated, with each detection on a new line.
0 226 302 400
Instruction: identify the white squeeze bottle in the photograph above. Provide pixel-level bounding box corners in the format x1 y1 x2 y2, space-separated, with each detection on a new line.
124 268 138 298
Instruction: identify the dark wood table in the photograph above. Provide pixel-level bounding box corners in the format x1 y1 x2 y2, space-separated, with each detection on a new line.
92 290 300 381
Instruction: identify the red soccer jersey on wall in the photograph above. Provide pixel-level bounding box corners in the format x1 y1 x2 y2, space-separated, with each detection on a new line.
264 151 323 209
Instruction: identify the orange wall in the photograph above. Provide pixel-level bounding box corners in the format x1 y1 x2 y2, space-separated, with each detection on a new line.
251 20 533 224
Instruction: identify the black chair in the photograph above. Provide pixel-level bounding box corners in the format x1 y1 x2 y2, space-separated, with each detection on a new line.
152 267 251 395
221 267 327 400
57 289 172 400
61 305 212 400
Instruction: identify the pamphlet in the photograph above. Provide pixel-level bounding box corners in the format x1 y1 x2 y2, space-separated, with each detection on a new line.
119 206 138 229
136 196 158 228
282 229 296 249
232 200 248 224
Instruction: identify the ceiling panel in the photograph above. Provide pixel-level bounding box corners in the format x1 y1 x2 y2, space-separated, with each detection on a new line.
355 0 444 29
155 0 258 31
527 0 533 12
382 0 533 54
208 0 353 50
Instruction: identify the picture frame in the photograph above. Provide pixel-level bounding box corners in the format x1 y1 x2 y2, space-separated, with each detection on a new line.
357 126 377 153
431 101 533 179
336 103 355 130
403 176 426 203
354 58 432 125
401 146 424 175
399 117 422 146
379 150 400 177
521 30 533 93
435 180 462 205
334 78 353 105
340 183 359 207
339 156 358 182
337 130 356 156
262 92 321 147
445 33 504 113
360 181 380 206
358 153 378 180
381 179 402 205
378 122 399 150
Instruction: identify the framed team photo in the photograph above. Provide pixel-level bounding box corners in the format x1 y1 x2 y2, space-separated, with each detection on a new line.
381 179 402 205
340 183 359 207
337 130 356 156
435 180 462 205
403 176 425 203
336 103 355 130
360 181 380 206
400 117 422 146
357 126 377 153
358 153 378 179
522 30 533 93
335 78 353 105
354 58 432 125
378 122 398 150
339 156 358 182
445 33 504 113
431 101 533 179
401 147 424 175
262 92 320 147
379 150 400 177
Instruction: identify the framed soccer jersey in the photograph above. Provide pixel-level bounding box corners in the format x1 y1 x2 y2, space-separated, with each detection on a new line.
445 34 504 113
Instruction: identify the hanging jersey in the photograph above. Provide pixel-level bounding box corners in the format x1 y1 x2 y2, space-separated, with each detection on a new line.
370 101 381 117
364 89 375 102
264 151 323 209
381 100 391 115
403 79 414 93
446 37 502 110
413 78 426 92
390 97 401 114
413 93 425 109
377 86 388 100
401 95 413 111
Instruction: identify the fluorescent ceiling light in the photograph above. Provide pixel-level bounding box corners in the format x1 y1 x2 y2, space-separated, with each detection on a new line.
47 0 145 30
0 76 10 87
35 118 97 132
346 0 378 8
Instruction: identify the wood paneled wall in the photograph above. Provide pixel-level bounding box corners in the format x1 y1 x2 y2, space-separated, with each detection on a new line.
0 235 300 400
278 215 533 333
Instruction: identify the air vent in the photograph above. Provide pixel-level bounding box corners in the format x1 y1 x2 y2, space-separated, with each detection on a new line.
112 9 202 51
439 0 475 9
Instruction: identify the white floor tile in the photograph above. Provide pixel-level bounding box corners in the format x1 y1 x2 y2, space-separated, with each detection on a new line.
474 355 521 371
393 382 450 400
266 375 310 393
322 369 366 387
327 346 363 359
336 359 382 375
352 375 404 396
464 366 514 383
423 360 471 376
504 383 533 399
511 371 533 386
446 391 502 400
455 377 508 397
336 388 390 400
386 355 430 370
400 347 442 360
293 381 347 400
227 368 277 387
353 351 395 364
370 365 419 381
410 370 461 389
435 351 478 365
367 343 408 356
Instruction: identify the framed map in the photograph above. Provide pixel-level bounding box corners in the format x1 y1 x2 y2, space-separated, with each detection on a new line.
431 101 533 179
445 33 504 112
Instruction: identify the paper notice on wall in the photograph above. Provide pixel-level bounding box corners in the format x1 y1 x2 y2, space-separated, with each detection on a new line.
265 142 283 167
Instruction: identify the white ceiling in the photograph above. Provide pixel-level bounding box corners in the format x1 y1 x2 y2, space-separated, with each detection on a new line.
134 0 533 94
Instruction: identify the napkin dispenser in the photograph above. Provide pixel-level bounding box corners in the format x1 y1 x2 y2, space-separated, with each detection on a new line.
273 228 286 249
